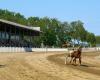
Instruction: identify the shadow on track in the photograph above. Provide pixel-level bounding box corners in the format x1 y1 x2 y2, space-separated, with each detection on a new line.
47 53 100 76
0 64 6 68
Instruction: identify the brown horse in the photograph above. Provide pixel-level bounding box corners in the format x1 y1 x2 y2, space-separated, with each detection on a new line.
70 47 82 65
65 46 82 65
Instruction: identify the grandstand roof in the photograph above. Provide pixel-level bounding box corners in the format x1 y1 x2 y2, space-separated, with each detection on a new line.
0 19 41 32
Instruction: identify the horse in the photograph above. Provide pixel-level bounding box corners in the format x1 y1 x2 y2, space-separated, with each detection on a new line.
69 46 82 65
65 46 82 65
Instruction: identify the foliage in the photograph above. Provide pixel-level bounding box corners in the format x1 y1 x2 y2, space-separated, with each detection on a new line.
42 28 57 47
95 36 100 44
0 9 97 47
86 31 96 47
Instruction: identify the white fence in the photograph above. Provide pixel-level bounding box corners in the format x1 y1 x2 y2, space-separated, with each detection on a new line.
82 47 100 52
0 47 100 53
32 48 68 52
0 47 68 52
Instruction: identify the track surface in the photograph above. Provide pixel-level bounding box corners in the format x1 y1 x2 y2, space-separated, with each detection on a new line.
0 52 100 80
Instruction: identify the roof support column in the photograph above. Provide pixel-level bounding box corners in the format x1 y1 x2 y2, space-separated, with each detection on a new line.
8 25 11 47
4 24 7 40
15 27 17 47
18 28 21 47
30 31 32 47
0 23 2 39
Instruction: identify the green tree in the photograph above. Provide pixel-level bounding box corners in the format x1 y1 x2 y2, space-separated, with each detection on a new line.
96 36 100 44
86 31 96 47
70 20 87 45
27 17 40 26
14 13 27 25
0 9 96 47
42 28 57 47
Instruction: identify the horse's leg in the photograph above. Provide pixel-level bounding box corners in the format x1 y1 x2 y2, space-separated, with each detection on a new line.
70 57 73 64
73 57 76 65
79 57 81 65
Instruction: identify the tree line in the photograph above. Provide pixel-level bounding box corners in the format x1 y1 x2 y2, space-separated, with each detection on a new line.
0 9 98 47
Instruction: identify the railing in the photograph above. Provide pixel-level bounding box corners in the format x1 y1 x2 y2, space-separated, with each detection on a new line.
0 47 100 52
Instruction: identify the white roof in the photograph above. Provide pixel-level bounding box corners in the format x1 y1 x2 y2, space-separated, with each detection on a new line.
29 27 40 31
0 19 41 32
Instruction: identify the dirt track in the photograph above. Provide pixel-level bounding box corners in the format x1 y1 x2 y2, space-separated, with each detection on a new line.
0 52 100 80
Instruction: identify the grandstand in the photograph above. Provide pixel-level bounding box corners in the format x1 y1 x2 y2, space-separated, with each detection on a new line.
0 19 41 48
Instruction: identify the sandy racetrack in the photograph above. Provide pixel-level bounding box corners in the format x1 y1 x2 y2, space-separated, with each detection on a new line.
0 51 100 80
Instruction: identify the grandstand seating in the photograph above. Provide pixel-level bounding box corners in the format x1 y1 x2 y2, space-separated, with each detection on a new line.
0 39 35 47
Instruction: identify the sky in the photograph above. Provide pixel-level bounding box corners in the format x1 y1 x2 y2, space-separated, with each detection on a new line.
0 0 100 35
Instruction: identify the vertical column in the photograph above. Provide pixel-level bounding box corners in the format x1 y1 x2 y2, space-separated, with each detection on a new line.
0 23 2 47
18 28 20 47
21 29 23 47
23 29 24 47
8 25 11 47
0 23 2 39
14 27 16 52
1 23 3 39
15 27 16 40
4 24 7 47
15 27 16 48
4 24 7 40
30 31 32 47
